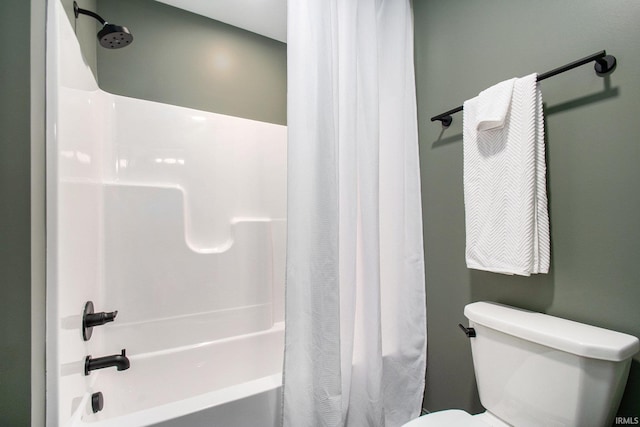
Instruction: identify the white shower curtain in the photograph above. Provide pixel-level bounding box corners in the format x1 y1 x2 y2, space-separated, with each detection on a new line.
282 0 426 426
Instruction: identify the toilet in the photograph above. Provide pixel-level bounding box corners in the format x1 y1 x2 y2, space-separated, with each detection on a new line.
404 302 640 427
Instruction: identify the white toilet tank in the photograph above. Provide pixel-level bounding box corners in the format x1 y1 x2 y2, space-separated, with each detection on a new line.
464 302 639 427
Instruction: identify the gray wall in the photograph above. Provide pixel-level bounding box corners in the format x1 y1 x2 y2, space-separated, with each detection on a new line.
414 0 640 419
61 0 98 77
95 0 287 125
0 0 33 425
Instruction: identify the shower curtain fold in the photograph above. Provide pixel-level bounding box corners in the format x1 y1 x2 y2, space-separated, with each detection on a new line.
283 1 426 426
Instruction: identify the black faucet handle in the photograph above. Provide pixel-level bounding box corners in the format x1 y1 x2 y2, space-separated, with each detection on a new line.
82 301 119 341
85 310 118 328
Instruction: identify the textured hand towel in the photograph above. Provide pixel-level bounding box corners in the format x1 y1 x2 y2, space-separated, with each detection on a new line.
476 78 517 131
463 73 550 276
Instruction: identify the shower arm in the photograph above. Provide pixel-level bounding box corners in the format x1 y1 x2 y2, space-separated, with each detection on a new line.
73 1 106 25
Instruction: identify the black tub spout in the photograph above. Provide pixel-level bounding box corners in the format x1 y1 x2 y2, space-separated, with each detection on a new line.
85 349 130 375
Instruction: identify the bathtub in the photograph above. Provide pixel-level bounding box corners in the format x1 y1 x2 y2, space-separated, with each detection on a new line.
69 323 284 427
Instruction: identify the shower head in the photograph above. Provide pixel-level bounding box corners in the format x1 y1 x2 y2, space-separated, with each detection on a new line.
97 24 134 49
73 1 133 49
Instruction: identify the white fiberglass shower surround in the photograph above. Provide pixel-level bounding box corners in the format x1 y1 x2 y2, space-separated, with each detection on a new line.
46 1 286 426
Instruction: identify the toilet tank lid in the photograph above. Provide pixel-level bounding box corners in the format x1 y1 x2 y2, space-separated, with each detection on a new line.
464 302 640 362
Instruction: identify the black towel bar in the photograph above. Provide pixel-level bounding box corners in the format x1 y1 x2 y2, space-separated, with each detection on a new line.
430 50 617 127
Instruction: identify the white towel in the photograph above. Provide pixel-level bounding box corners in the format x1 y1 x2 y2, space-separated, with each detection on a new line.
463 73 550 276
476 78 516 131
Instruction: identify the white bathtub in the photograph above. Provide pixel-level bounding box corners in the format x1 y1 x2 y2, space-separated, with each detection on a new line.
70 323 284 427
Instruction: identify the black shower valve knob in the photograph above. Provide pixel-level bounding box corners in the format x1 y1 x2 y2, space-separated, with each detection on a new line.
82 301 118 341
85 310 118 328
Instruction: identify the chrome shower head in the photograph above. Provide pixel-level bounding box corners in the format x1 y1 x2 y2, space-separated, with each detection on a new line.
73 1 134 49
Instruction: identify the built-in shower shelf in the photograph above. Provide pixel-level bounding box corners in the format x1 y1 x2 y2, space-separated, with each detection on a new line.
102 183 285 325
103 182 284 254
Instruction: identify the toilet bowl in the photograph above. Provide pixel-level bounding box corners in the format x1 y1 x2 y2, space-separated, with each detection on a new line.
403 409 507 427
403 302 639 427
